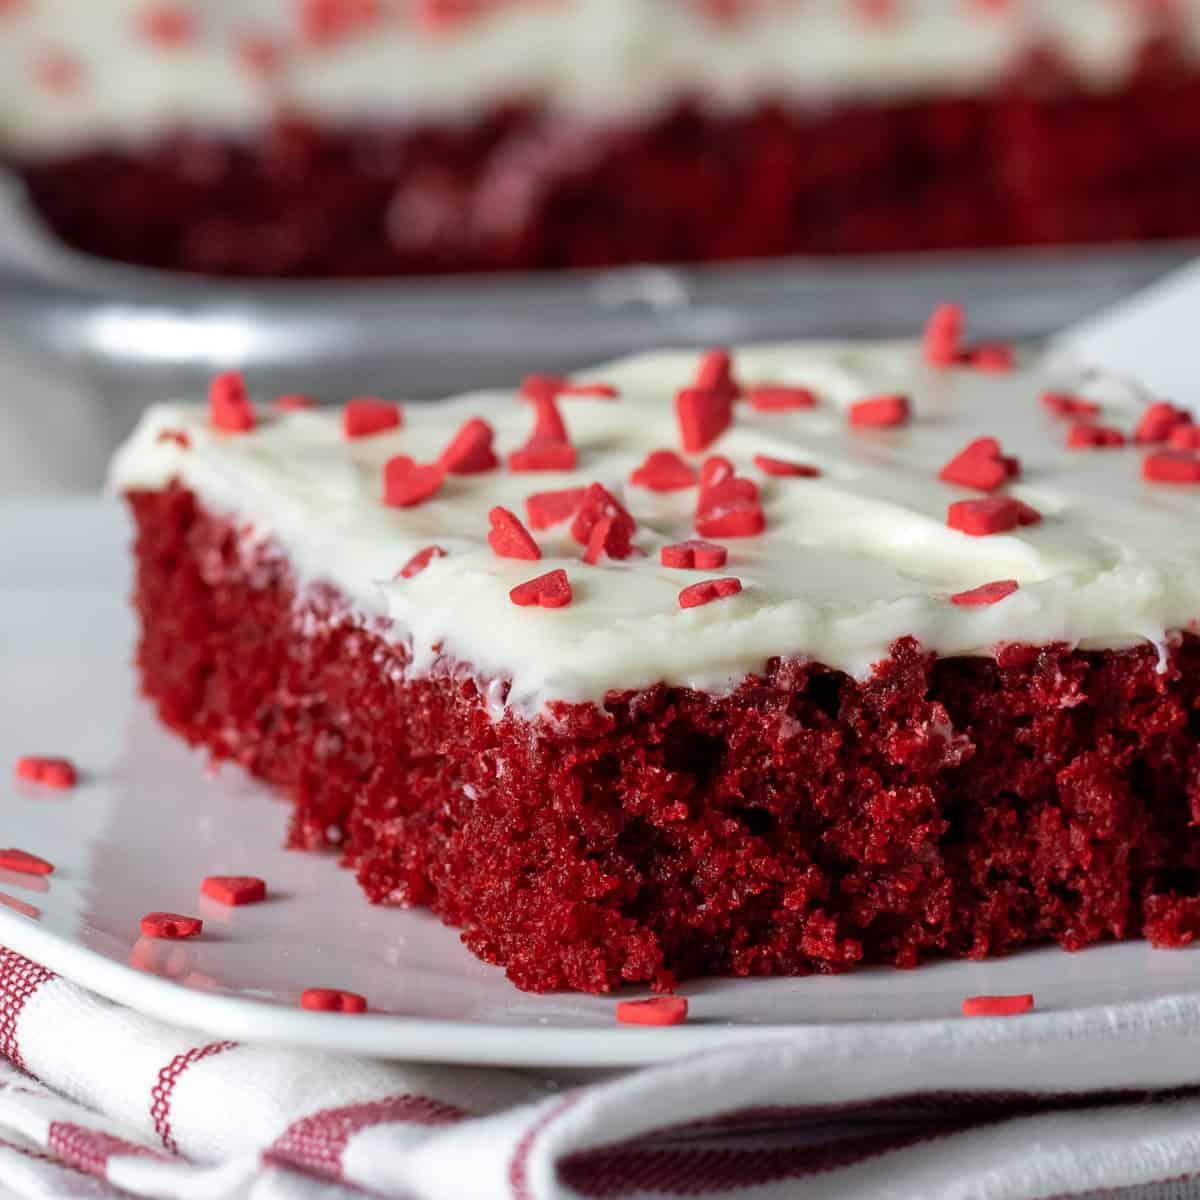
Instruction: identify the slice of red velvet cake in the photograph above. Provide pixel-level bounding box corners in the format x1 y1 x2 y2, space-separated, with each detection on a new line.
110 312 1200 993
7 1 1200 275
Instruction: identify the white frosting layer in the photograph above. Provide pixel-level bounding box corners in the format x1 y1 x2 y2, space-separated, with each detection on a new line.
4 0 1200 154
110 341 1200 712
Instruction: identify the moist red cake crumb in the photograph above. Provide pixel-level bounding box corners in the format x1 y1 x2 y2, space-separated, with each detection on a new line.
126 485 1200 994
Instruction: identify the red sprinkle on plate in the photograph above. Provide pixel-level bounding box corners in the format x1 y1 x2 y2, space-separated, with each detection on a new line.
951 580 1019 607
616 996 689 1026
961 994 1034 1018
140 912 203 940
300 988 368 1014
0 849 54 876
510 569 572 609
14 756 77 789
849 394 910 428
200 876 267 906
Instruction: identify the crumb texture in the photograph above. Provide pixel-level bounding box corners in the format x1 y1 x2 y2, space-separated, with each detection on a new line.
130 486 1200 992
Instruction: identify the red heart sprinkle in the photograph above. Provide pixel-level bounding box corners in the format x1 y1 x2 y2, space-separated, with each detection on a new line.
849 394 910 428
571 483 636 546
938 437 1018 491
343 397 402 439
382 456 445 508
630 450 698 492
272 394 316 411
140 912 203 939
209 371 254 433
1134 402 1189 444
140 4 196 47
156 429 191 449
0 848 54 876
201 876 266 906
510 569 572 609
440 417 498 474
922 303 963 367
679 578 742 609
14 756 77 789
1066 423 1126 449
661 541 728 569
675 387 733 453
561 381 618 399
397 545 447 579
584 517 634 564
947 497 1041 536
508 443 577 472
1041 391 1100 419
525 487 587 529
693 349 740 403
753 454 820 478
1168 425 1200 450
964 343 1014 372
1144 451 1200 483
300 988 368 1013
520 374 568 401
488 507 541 561
616 996 689 1026
951 580 1020 607
961 994 1034 1018
747 385 818 412
696 458 764 538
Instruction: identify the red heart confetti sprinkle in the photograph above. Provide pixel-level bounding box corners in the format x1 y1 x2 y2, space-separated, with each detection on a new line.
382 456 446 508
1143 451 1200 483
201 876 267 906
397 545 447 579
571 483 636 547
0 849 54 876
525 487 587 530
679 578 743 609
561 381 619 399
747 385 818 412
139 3 195 47
508 442 577 472
140 912 203 939
951 580 1020 607
519 374 616 402
300 987 368 1013
1042 391 1100 419
661 541 728 570
439 417 498 474
616 996 689 1026
922 303 963 367
488 507 541 561
272 393 316 411
1066 423 1127 449
961 993 1034 1018
753 454 820 478
630 450 698 492
965 343 1014 373
1135 402 1191 444
1168 425 1200 451
938 437 1020 492
343 397 402 439
849 394 910 428
584 516 635 564
510 569 572 609
529 394 569 445
156 429 191 449
675 386 733 454
695 457 765 538
14 756 77 789
947 497 1041 536
693 348 741 404
209 371 254 433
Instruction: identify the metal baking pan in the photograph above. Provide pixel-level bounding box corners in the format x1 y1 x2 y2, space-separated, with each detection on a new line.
0 164 1194 493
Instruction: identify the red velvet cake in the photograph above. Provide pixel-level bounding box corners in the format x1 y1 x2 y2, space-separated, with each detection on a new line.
109 316 1200 992
7 1 1200 276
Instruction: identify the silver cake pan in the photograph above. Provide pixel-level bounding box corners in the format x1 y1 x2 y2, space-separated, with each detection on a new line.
0 165 1194 494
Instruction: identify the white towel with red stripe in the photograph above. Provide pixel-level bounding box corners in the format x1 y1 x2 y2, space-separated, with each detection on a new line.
6 948 1200 1198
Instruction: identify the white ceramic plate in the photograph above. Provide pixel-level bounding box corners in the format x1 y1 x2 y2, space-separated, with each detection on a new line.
5 498 1200 1067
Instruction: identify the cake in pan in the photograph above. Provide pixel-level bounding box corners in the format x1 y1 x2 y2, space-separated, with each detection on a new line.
5 0 1200 276
110 311 1200 992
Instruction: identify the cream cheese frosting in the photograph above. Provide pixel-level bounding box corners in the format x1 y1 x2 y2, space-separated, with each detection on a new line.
110 340 1200 711
3 0 1199 154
